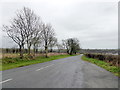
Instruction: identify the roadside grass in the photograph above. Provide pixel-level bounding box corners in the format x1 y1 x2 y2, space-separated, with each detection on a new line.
81 55 120 77
1 54 76 71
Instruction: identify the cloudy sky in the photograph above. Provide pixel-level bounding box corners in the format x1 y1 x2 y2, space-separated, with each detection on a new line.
0 0 118 49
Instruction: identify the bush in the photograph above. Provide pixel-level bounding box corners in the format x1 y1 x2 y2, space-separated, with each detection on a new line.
84 53 119 67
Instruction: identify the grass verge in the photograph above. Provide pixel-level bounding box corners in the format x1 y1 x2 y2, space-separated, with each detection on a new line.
1 54 75 71
81 55 120 77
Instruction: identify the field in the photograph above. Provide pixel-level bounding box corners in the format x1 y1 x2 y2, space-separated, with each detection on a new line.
1 53 75 71
2 53 67 58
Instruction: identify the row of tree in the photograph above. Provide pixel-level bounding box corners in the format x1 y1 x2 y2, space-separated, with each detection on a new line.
3 7 80 58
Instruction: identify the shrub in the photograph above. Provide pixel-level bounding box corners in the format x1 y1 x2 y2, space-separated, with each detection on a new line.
84 53 119 67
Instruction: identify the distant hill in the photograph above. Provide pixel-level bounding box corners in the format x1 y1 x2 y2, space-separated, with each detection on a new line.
80 49 118 54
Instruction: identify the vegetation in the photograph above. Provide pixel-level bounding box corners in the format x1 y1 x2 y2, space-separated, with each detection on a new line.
82 55 120 77
62 38 80 55
84 53 119 66
3 7 80 59
80 49 118 54
41 24 56 58
1 54 75 71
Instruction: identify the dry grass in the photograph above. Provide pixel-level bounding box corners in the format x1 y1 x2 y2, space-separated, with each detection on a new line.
47 53 67 56
2 53 20 58
1 53 68 59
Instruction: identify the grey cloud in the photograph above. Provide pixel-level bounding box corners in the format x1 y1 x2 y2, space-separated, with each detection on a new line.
0 1 118 49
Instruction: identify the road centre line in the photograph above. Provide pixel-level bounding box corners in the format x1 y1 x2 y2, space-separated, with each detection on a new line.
0 79 12 84
36 64 54 71
1 65 54 84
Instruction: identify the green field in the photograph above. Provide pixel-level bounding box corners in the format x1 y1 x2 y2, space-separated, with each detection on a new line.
1 54 75 71
81 55 120 77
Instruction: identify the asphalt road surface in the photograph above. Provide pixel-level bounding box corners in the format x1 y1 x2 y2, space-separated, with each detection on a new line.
1 55 118 88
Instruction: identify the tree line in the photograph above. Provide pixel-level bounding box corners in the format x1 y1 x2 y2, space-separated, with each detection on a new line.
3 7 80 58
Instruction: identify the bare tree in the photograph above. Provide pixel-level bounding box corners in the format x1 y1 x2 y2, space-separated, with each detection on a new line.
18 7 41 55
32 24 42 56
49 37 57 52
41 23 55 57
3 21 26 58
3 7 42 58
62 40 69 54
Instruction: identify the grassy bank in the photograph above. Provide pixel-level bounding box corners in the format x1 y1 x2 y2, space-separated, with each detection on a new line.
1 54 75 71
82 55 120 77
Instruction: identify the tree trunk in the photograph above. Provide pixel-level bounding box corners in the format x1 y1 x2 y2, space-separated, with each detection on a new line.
50 47 53 52
66 48 69 54
28 42 32 55
28 46 31 55
58 49 60 53
27 40 31 55
70 48 73 55
33 43 36 57
45 46 48 58
19 45 23 59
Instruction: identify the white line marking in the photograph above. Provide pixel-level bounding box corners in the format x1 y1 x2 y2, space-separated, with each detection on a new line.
36 68 44 71
36 64 54 71
0 79 12 84
44 64 54 68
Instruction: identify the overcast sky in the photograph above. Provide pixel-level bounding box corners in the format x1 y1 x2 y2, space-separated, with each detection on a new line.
0 0 118 49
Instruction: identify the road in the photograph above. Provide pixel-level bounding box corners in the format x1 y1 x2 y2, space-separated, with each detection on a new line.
1 55 118 88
